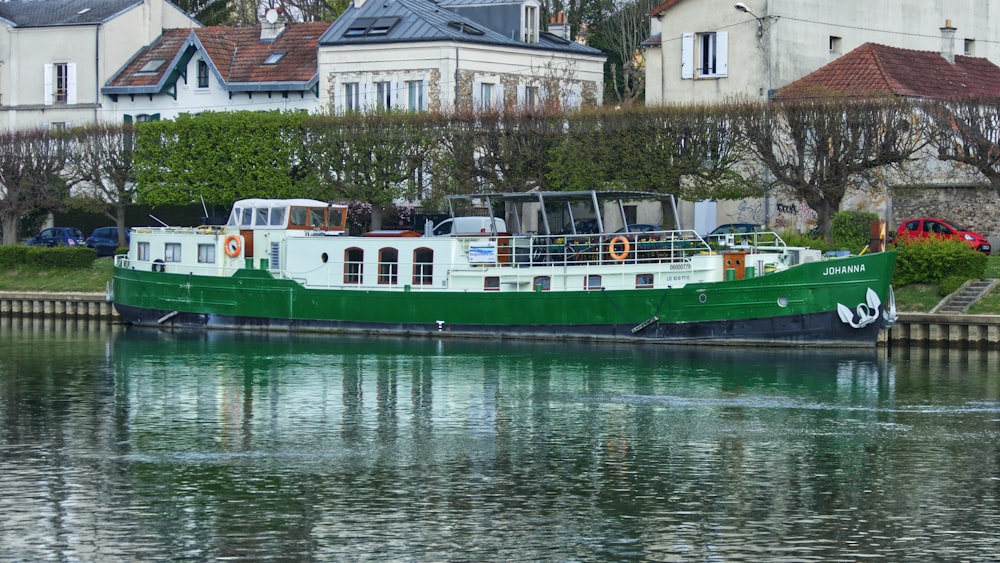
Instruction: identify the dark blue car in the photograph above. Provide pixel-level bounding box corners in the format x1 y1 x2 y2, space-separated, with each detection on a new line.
85 226 129 257
25 227 85 247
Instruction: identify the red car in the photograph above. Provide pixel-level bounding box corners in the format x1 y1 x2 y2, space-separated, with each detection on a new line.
896 217 991 255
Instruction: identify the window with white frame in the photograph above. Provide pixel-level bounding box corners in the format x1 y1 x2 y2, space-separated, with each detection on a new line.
164 243 182 262
197 60 209 88
964 39 975 56
344 82 360 112
525 85 539 110
375 81 392 110
44 62 76 105
406 80 425 112
523 4 539 43
479 82 495 110
198 244 216 264
138 242 150 262
680 31 728 79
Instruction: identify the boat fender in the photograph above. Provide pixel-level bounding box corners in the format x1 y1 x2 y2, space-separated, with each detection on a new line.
152 259 165 273
224 234 242 258
609 236 630 261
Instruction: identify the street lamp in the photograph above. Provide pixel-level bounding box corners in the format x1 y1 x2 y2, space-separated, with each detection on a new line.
734 3 763 38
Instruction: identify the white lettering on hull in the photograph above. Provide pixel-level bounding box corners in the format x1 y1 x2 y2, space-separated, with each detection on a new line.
823 264 866 276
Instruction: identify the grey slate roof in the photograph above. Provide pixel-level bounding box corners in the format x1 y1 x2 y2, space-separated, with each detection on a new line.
0 0 146 27
317 0 603 57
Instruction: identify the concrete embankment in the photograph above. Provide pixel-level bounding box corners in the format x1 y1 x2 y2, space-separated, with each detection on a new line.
0 291 117 321
0 292 997 347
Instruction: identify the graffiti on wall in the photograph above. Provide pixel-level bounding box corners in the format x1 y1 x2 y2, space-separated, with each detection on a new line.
771 200 817 232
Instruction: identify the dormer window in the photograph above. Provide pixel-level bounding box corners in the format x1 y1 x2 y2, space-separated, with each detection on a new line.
522 2 539 43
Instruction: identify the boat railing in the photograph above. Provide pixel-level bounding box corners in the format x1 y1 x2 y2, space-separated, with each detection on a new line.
703 231 786 250
469 230 714 267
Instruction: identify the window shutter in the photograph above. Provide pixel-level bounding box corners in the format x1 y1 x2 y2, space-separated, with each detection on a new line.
472 81 481 108
67 63 78 104
495 83 505 110
151 113 161 121
517 84 525 108
361 81 372 110
716 32 729 77
681 33 694 80
124 114 133 123
44 63 54 105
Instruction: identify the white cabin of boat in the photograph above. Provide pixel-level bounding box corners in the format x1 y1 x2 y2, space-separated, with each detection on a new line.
120 191 824 294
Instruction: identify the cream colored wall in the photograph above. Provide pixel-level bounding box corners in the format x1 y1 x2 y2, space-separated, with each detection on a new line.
647 0 1000 106
318 41 604 114
0 0 198 129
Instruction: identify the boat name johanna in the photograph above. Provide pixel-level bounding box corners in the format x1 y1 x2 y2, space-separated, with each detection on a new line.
823 264 866 276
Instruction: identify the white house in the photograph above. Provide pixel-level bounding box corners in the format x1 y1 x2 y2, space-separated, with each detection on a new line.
0 0 199 130
643 0 1000 105
102 16 330 121
316 0 606 114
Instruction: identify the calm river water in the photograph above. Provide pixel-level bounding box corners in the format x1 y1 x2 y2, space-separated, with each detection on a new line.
1 317 999 562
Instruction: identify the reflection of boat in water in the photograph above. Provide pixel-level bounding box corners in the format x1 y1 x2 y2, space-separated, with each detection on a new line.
112 191 896 347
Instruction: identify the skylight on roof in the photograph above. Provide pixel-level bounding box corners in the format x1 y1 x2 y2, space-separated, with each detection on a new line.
138 59 167 73
343 16 400 37
264 52 285 65
447 21 485 36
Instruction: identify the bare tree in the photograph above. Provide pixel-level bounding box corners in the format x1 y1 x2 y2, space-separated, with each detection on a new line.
0 128 69 245
734 97 928 236
923 96 1000 194
64 123 138 248
587 0 658 106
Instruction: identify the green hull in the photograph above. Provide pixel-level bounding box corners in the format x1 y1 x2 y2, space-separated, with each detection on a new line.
113 251 896 346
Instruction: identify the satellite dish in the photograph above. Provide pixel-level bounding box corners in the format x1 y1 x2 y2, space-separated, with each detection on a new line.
265 9 279 23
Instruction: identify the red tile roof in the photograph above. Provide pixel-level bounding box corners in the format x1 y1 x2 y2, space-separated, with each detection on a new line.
105 22 330 91
195 23 329 85
775 43 1000 100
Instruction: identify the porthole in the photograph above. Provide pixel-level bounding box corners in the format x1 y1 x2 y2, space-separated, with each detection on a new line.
321 252 329 263
777 296 788 307
698 293 707 303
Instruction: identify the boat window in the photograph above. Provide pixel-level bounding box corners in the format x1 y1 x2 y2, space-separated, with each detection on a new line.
309 208 326 228
345 247 363 284
270 207 286 227
289 207 308 227
255 207 269 227
585 275 602 290
328 207 346 230
165 243 182 262
413 248 433 285
484 276 500 291
138 242 150 262
240 208 253 228
533 276 550 291
198 244 216 264
636 273 653 288
378 248 398 285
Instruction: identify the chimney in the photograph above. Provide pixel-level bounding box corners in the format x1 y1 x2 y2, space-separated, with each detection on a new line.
940 19 956 64
547 11 571 41
260 8 286 42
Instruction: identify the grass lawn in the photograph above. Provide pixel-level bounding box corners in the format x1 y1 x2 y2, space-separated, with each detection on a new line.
0 258 114 293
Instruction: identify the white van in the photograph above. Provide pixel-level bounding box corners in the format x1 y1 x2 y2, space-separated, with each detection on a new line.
426 217 508 237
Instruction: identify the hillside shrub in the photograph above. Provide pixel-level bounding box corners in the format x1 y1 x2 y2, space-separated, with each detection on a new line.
24 247 97 268
0 246 30 268
938 275 968 296
831 210 879 252
892 237 987 286
776 230 834 252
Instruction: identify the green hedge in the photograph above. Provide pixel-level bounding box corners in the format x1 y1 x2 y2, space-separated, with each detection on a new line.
23 247 97 268
831 210 879 253
892 237 987 288
0 246 30 268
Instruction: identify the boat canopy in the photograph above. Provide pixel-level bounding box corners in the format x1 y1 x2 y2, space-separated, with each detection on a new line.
227 199 349 232
444 190 681 236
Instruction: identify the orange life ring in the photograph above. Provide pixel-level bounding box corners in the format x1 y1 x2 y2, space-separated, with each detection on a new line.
224 234 242 258
609 235 630 261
